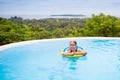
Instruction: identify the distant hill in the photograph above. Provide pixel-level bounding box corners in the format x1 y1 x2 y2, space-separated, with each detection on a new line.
51 14 85 17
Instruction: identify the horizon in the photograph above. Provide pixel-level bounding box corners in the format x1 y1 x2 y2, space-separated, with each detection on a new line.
0 14 90 19
0 14 120 19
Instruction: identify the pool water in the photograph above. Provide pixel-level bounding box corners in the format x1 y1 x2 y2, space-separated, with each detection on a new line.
0 38 120 80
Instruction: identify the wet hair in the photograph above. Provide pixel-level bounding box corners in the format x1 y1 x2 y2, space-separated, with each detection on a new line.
70 40 77 45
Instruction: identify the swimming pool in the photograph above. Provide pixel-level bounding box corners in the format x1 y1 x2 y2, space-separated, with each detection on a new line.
0 38 120 80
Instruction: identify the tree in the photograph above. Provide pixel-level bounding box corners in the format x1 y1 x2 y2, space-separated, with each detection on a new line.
81 13 119 37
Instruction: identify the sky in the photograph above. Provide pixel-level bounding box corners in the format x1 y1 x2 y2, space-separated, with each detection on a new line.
0 0 120 16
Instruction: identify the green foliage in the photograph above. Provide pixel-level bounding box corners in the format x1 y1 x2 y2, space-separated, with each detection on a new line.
0 13 120 45
81 13 120 37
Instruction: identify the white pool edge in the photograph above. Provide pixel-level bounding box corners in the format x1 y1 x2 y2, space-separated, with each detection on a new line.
0 37 120 51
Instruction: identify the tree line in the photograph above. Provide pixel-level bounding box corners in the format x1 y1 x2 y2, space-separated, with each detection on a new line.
0 13 120 45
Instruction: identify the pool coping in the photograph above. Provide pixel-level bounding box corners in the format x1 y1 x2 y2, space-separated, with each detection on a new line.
0 37 120 51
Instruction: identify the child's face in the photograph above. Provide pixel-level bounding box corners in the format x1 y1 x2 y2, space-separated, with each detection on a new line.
70 42 76 51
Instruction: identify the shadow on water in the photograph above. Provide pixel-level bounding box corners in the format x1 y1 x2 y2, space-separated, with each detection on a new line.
62 56 87 70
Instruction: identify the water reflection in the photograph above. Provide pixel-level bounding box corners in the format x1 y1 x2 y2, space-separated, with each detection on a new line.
62 56 87 70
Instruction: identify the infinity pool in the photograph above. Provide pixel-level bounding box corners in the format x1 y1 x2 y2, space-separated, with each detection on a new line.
0 38 120 80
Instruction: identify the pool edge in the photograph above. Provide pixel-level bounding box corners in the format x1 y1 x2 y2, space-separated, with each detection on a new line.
0 37 120 51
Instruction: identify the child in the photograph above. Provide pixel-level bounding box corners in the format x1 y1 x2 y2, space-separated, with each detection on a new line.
61 40 87 56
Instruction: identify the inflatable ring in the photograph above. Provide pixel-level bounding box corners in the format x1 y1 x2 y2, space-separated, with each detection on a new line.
61 46 84 58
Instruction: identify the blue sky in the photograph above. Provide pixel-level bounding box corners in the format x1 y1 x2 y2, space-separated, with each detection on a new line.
0 0 120 16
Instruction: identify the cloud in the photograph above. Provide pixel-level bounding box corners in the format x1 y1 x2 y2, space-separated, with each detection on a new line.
0 0 120 16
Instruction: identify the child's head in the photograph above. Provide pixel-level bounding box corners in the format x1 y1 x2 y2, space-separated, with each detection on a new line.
70 40 77 46
69 40 77 51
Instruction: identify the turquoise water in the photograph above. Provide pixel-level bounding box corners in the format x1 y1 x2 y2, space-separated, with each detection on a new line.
0 38 120 80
